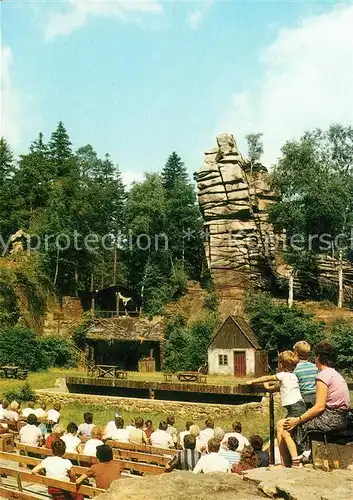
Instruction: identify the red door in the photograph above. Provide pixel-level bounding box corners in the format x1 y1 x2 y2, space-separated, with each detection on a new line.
234 351 246 377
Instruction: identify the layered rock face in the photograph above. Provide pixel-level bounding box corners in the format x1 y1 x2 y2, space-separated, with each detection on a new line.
195 134 278 309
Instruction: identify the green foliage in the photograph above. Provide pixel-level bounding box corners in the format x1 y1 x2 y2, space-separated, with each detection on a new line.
204 292 220 312
0 326 75 371
245 292 325 368
246 133 264 166
4 382 36 403
38 336 76 368
330 322 353 373
72 322 88 351
169 263 188 299
163 313 218 373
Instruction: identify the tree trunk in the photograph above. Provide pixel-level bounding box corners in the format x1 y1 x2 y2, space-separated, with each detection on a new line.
288 273 294 308
338 251 343 308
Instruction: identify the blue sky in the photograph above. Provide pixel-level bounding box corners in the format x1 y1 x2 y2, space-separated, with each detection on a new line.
1 1 353 185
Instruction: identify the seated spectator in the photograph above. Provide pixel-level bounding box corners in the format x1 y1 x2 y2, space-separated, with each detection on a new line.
1 401 10 421
143 419 154 440
150 421 174 449
166 434 201 472
21 401 36 418
0 399 4 420
32 439 75 498
214 427 225 442
47 403 61 434
82 426 104 457
35 402 47 420
232 445 258 474
129 417 148 445
104 416 129 442
199 419 215 445
19 413 42 446
193 438 230 473
179 421 193 449
189 424 203 452
76 444 121 489
125 418 136 432
219 436 241 467
78 412 95 438
61 422 81 453
250 435 269 467
45 424 64 449
166 415 178 446
222 422 249 451
5 401 20 422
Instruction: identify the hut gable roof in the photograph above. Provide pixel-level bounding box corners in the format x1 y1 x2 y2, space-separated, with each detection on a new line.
86 317 164 342
208 315 262 350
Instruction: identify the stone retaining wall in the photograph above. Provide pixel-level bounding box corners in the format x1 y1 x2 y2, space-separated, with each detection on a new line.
36 390 267 420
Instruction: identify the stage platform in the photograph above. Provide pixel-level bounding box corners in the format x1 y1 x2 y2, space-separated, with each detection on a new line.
66 376 265 405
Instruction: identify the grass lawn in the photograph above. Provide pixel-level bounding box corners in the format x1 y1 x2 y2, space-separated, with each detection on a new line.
0 368 283 440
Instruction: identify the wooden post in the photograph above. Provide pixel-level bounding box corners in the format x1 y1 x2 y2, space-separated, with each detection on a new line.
269 392 275 465
90 274 95 319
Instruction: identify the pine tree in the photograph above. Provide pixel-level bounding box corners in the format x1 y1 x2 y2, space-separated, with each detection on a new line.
0 137 14 184
29 132 47 154
48 122 73 176
162 152 188 191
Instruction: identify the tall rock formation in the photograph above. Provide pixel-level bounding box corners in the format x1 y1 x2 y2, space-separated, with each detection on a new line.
195 134 278 311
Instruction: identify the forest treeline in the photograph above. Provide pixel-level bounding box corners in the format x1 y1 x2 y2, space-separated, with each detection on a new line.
0 122 204 316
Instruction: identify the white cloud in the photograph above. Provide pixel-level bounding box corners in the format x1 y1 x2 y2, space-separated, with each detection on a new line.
215 5 353 167
187 0 213 31
121 170 145 188
45 0 163 41
0 43 21 146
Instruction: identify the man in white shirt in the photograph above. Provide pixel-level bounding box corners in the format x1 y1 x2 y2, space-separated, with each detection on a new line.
103 416 129 442
150 421 174 449
21 401 36 418
78 412 95 438
199 419 215 445
35 403 48 420
179 421 193 449
193 438 230 473
222 421 249 452
19 414 42 446
47 404 61 424
61 422 81 453
32 439 74 482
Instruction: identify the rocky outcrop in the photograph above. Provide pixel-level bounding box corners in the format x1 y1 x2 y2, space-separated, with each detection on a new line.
195 134 278 309
95 468 353 500
96 472 261 500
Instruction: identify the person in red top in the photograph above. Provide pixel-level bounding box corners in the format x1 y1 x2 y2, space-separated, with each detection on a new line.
143 420 154 440
231 445 258 475
45 424 64 449
76 444 121 490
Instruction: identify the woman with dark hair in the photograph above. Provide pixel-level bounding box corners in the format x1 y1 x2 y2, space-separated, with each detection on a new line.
284 341 350 458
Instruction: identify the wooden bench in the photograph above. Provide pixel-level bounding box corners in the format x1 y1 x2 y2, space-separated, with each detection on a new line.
0 464 104 498
106 439 177 457
15 443 166 475
177 372 207 383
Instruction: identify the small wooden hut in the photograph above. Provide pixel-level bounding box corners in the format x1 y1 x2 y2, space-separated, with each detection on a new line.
207 316 268 377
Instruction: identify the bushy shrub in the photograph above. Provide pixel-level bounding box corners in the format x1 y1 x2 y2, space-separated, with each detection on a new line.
38 336 76 368
169 263 188 299
204 292 220 312
163 315 217 372
0 326 76 371
0 326 50 371
4 382 36 403
245 292 325 369
330 321 353 373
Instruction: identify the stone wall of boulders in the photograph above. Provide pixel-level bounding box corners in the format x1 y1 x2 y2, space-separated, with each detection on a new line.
35 390 266 420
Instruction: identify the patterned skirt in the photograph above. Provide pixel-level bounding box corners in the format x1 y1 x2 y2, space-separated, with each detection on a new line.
295 407 348 453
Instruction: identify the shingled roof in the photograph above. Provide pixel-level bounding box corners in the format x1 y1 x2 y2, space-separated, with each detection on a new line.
208 315 262 350
86 317 164 342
